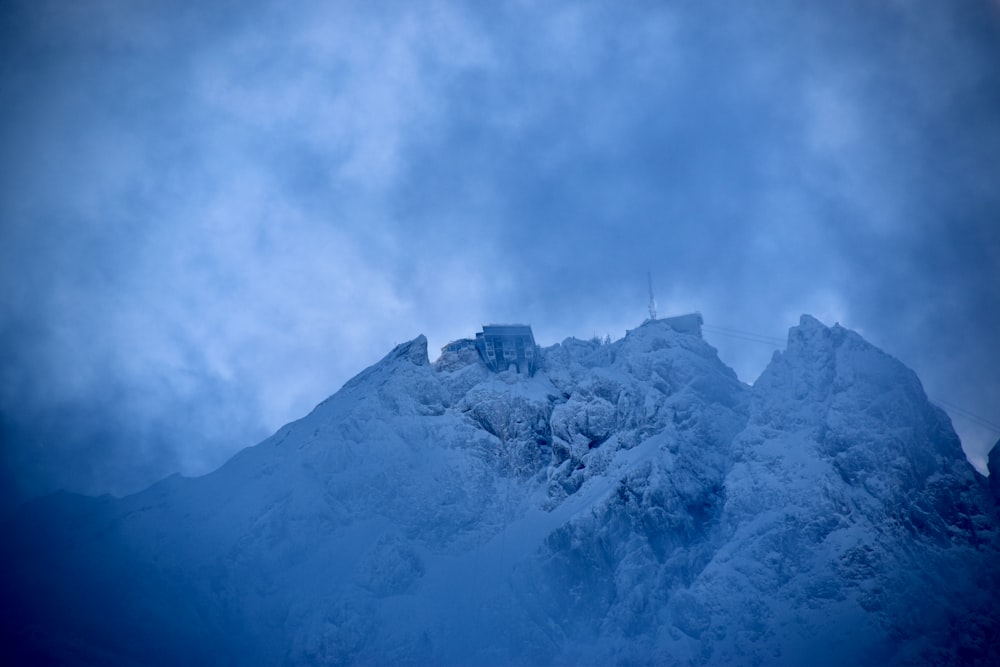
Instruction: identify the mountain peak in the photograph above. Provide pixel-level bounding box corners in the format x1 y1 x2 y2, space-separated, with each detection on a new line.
798 312 826 328
753 313 967 477
1 315 996 666
395 333 429 365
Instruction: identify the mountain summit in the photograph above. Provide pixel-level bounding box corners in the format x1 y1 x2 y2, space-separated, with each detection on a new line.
2 316 997 665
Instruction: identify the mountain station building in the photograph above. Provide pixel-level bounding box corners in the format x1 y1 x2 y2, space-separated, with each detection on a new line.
476 324 538 375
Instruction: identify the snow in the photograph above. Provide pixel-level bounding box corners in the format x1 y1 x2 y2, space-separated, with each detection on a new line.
1 315 997 665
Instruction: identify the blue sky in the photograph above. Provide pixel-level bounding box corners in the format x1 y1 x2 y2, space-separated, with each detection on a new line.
2 0 999 506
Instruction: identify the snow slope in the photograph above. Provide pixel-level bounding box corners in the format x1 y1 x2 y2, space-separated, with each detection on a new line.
1 316 996 665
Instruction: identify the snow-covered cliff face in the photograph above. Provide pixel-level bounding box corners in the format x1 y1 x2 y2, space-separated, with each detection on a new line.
989 440 1000 501
1 316 997 666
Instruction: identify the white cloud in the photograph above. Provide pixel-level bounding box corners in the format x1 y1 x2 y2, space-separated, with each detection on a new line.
803 80 862 156
191 1 494 192
3 0 998 498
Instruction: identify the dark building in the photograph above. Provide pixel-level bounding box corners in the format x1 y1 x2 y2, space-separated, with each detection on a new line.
475 324 537 374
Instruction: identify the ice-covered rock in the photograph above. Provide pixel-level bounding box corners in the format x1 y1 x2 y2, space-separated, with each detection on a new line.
690 316 998 666
1 316 996 666
988 439 1000 501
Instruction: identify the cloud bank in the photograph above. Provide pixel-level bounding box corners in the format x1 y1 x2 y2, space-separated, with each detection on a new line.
1 0 998 505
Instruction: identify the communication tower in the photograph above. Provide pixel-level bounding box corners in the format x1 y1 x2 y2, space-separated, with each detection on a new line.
647 272 657 321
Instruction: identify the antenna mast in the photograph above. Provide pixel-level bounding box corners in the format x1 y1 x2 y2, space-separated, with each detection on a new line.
647 272 657 321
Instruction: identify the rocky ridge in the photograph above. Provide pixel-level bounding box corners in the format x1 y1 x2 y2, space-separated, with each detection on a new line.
1 315 996 666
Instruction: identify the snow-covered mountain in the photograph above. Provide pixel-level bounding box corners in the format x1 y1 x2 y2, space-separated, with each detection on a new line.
2 315 997 666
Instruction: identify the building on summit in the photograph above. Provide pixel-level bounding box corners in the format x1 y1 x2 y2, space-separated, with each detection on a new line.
660 312 703 336
439 324 538 375
476 324 537 375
